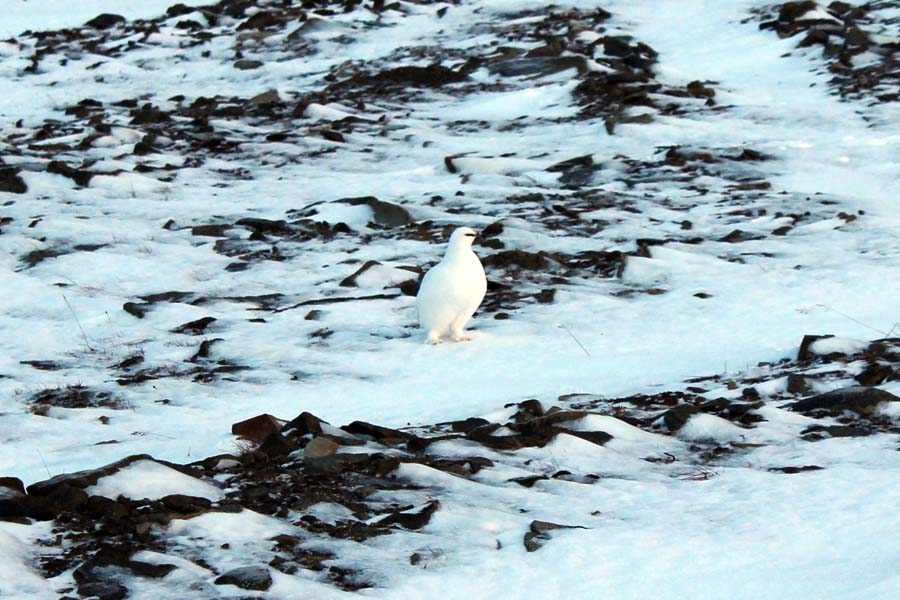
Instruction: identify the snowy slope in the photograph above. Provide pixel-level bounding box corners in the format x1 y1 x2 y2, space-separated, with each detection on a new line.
0 0 898 598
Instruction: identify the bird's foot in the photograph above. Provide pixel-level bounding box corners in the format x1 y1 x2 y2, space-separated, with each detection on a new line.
450 332 473 342
425 335 443 345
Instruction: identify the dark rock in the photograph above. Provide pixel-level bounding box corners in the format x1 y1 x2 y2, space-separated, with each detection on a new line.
686 80 715 98
778 1 818 23
798 334 833 361
304 453 370 475
511 399 544 421
27 454 153 496
487 56 586 77
29 385 123 410
444 417 490 433
84 14 126 29
340 260 381 287
47 161 93 187
482 250 549 271
171 316 217 334
46 484 89 513
322 129 345 143
215 566 273 591
77 582 127 600
303 437 339 458
603 36 633 57
371 64 465 87
768 465 824 474
235 217 294 237
0 167 27 194
374 500 440 530
335 196 412 227
0 484 30 521
189 338 222 362
232 414 284 443
234 59 264 70
661 404 698 431
282 411 328 436
191 224 231 237
399 279 420 296
509 475 548 488
844 26 869 47
524 520 585 552
481 222 504 238
786 374 810 395
342 421 413 446
535 288 556 303
0 477 25 495
257 432 295 458
799 28 830 47
75 548 177 583
130 103 171 125
718 229 763 243
801 424 870 440
161 494 212 514
856 363 894 387
866 339 900 360
564 430 613 447
788 386 898 416
122 302 148 318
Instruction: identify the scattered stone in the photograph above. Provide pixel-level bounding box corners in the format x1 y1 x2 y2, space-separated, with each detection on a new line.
84 14 126 30
374 500 440 530
47 161 93 187
215 566 273 591
487 56 587 78
788 386 898 416
171 316 217 334
29 385 124 411
160 494 212 514
234 59 264 70
801 424 870 440
76 581 127 600
335 196 413 227
232 414 284 443
303 437 339 458
282 411 328 437
524 520 585 552
340 260 381 287
661 404 698 431
768 465 824 474
257 432 295 458
798 334 834 361
342 421 413 446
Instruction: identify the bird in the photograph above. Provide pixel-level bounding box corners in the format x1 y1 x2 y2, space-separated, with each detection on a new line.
416 226 487 344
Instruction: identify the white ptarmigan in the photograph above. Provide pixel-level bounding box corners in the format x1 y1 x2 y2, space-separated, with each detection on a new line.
416 227 487 344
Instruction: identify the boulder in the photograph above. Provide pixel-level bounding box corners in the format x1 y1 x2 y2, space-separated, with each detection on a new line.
215 566 273 591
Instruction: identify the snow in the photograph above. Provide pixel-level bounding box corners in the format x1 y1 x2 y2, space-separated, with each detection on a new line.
0 0 899 598
0 524 55 600
85 459 224 501
1 0 215 37
809 337 869 357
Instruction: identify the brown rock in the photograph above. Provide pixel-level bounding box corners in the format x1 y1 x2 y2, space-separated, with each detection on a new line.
303 437 339 459
232 414 284 443
257 432 295 458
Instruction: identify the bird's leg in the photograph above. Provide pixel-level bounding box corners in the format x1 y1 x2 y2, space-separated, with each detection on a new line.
425 331 443 345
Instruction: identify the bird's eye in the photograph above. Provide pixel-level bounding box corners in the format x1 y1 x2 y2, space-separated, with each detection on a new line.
465 233 476 237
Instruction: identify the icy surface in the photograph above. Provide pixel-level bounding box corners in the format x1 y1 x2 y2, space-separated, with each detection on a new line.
0 0 898 598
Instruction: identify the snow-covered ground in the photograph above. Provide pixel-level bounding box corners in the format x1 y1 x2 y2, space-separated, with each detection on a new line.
0 0 898 598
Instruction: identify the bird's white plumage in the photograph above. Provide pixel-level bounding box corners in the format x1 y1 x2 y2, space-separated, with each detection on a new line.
416 227 487 344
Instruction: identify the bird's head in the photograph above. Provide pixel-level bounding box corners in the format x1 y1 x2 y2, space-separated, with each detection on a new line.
448 226 478 251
